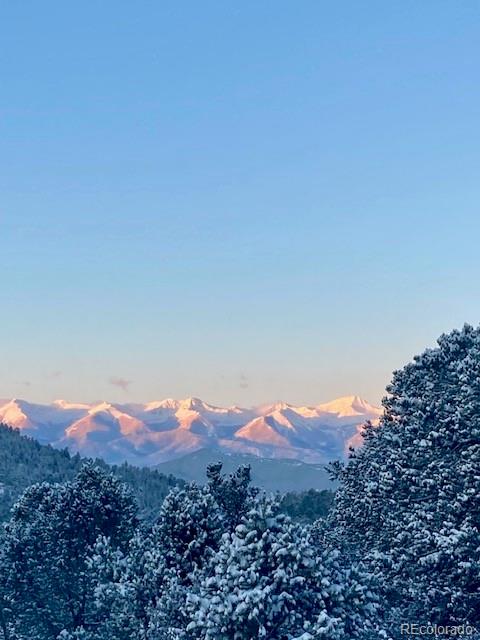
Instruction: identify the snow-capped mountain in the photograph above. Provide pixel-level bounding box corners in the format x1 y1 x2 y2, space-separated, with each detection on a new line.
0 396 381 467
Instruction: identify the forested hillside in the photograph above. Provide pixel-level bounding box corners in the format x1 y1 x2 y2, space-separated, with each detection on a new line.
0 423 330 525
0 424 182 522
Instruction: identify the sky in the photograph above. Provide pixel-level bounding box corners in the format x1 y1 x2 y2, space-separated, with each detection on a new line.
1 1 480 407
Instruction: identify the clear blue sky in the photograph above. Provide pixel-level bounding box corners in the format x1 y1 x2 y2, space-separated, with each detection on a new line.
1 1 480 406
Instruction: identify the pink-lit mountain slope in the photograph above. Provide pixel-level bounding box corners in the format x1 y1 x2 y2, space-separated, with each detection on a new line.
0 395 381 466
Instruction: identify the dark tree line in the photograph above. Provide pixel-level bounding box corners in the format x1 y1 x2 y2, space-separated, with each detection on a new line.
280 488 334 523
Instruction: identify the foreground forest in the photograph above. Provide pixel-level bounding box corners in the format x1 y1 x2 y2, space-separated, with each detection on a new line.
1 324 479 639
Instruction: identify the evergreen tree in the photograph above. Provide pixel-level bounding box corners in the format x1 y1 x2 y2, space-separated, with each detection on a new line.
84 482 226 640
83 464 260 639
0 463 137 640
206 462 257 528
327 324 480 632
280 489 334 524
153 483 224 580
144 483 224 637
78 535 142 640
186 495 379 640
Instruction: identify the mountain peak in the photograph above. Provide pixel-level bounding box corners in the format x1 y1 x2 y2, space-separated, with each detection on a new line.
178 397 222 412
316 395 381 417
0 399 32 428
179 397 203 410
88 401 113 414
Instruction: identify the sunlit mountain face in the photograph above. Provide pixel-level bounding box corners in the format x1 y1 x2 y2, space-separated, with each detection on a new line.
0 396 381 466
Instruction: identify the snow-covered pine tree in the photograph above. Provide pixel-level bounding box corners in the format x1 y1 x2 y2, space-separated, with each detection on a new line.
326 324 480 631
143 483 224 637
80 536 140 640
186 495 379 640
85 529 187 640
206 462 258 528
0 463 137 640
153 483 224 581
77 466 259 640
84 482 225 640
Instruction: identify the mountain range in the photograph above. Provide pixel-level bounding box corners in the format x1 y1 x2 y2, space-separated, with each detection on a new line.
0 395 381 468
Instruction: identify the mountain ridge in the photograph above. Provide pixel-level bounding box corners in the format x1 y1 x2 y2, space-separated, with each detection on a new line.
0 395 382 467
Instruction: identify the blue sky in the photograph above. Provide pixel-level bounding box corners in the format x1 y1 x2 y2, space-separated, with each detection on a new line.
1 1 480 406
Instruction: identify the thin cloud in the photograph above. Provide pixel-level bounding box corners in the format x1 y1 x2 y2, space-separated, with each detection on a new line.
109 376 132 392
239 373 249 390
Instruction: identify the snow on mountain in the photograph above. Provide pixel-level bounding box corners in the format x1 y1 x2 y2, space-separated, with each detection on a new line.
53 399 91 410
235 416 293 448
316 395 380 418
0 400 33 429
0 396 382 466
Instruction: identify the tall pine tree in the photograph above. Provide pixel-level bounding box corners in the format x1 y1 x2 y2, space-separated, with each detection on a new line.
326 324 480 632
